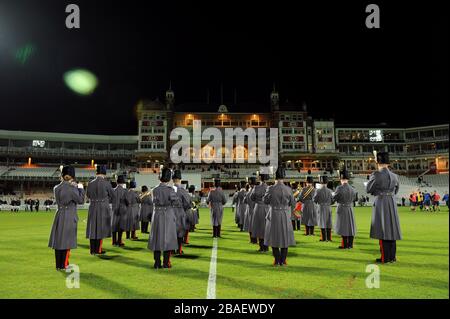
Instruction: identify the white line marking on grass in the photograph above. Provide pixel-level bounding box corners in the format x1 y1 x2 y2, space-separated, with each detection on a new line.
206 237 218 299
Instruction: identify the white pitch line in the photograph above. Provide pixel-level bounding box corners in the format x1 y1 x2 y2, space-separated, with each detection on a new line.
206 237 218 299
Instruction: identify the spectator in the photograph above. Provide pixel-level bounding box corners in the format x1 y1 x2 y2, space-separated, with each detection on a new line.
401 197 406 206
443 192 449 211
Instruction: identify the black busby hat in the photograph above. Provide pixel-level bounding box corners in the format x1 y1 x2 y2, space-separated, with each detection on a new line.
239 180 247 188
117 175 126 184
376 151 390 164
111 181 117 188
259 173 269 181
275 165 285 179
306 176 314 184
213 178 221 187
61 165 75 178
141 185 148 192
340 170 351 180
96 164 107 175
188 185 196 193
247 176 257 185
172 169 182 180
319 175 329 184
160 167 172 182
129 180 137 189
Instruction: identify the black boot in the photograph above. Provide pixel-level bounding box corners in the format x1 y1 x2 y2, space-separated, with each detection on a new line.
310 226 315 236
217 225 221 237
348 236 354 249
126 231 130 239
163 251 171 268
272 247 281 266
258 238 264 252
55 250 63 269
131 230 138 240
153 251 162 269
177 237 183 255
212 226 217 238
89 239 96 255
112 232 117 246
339 236 348 249
280 248 288 265
118 231 124 246
292 220 296 230
391 241 397 262
320 229 326 241
296 220 301 231
326 228 332 242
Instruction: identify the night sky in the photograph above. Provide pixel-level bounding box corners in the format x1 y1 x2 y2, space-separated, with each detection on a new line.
0 0 448 134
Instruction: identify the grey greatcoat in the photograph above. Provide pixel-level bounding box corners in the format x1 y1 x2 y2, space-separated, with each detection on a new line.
207 187 227 226
48 181 85 250
313 186 334 228
173 185 192 238
332 183 357 236
111 186 126 232
115 186 129 231
299 186 317 226
125 190 141 231
249 182 269 239
191 193 200 225
86 176 115 239
232 189 246 224
263 182 296 248
148 183 178 251
139 193 154 223
366 168 402 240
243 188 256 232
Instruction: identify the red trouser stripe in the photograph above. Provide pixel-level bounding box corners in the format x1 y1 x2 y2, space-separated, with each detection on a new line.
64 249 70 268
98 239 103 253
379 240 385 263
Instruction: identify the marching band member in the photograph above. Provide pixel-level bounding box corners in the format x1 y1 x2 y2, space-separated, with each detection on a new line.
236 181 248 231
243 176 257 244
249 171 270 252
115 175 128 246
125 180 141 240
86 164 115 255
333 170 357 249
139 185 153 234
299 176 317 236
48 165 85 270
172 170 191 255
188 185 200 232
366 151 402 263
291 183 302 231
263 165 296 266
207 178 227 238
182 182 194 243
148 167 178 269
111 179 120 246
313 175 334 242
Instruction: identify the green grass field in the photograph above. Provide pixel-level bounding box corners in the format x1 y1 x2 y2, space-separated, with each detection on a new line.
0 207 448 299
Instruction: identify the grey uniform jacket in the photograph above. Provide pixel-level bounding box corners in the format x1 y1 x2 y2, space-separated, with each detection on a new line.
86 176 115 239
115 186 129 231
249 183 269 239
333 183 357 236
299 186 317 226
112 186 126 232
243 188 256 232
207 188 227 226
313 186 334 228
140 194 154 223
173 185 192 237
125 190 141 231
263 182 296 248
48 181 85 250
148 183 178 251
366 168 402 240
